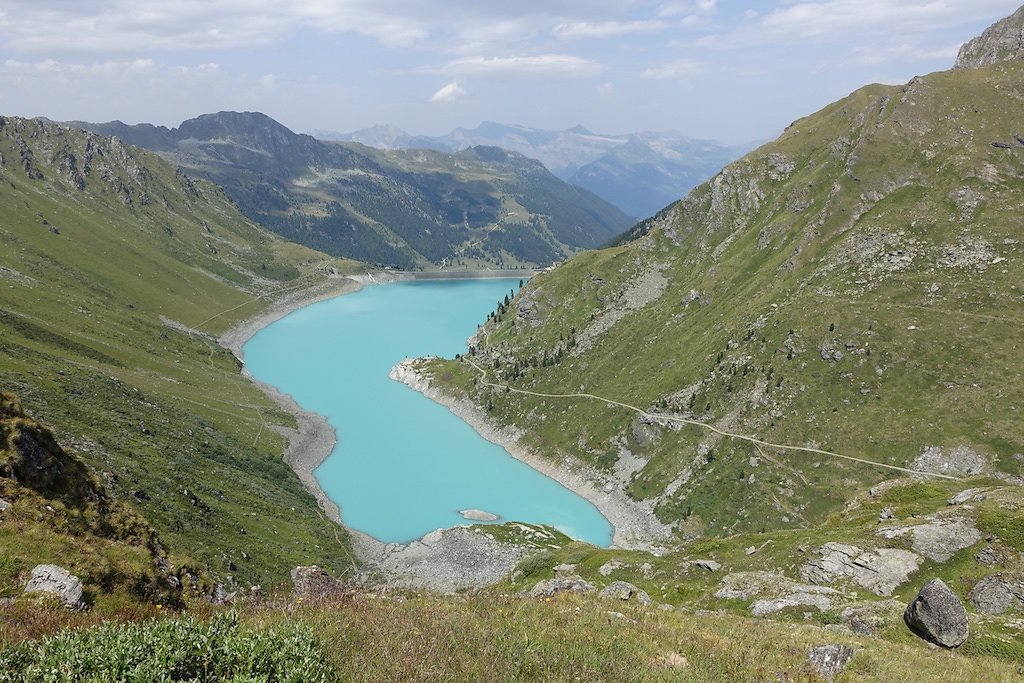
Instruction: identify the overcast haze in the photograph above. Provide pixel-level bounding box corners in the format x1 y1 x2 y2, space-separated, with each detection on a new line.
1 1 1021 143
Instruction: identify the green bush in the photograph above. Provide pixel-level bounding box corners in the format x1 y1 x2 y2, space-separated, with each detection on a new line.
0 612 335 682
514 551 555 579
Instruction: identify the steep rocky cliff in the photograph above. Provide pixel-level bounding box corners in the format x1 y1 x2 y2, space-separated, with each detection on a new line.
955 6 1024 69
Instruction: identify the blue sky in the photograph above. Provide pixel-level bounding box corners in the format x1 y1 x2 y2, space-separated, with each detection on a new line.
1 1 1020 143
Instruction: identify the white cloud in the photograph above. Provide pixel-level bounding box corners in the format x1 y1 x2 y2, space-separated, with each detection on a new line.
658 0 718 18
442 54 604 78
640 60 704 80
1 56 155 76
552 20 666 39
705 0 1023 47
430 81 465 102
597 81 615 98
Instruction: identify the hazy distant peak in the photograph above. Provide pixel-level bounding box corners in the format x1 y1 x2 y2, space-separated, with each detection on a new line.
955 5 1024 69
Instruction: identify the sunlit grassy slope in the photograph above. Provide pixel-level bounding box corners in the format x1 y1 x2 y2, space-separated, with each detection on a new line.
427 59 1024 537
0 116 359 589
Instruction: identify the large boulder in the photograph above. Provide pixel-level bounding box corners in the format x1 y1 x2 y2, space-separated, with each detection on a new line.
904 578 969 647
23 564 83 608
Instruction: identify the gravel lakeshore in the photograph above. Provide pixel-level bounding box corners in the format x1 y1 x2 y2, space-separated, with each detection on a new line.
390 359 674 550
220 275 369 526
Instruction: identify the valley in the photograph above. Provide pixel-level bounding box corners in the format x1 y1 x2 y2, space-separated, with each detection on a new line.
1 5 1023 681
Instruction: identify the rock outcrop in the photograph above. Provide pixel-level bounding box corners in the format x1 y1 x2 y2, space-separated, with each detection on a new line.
715 571 844 617
521 576 596 599
23 564 83 609
599 581 652 606
904 578 969 648
876 518 982 563
800 542 920 596
291 565 347 602
968 575 1024 614
807 644 855 682
955 6 1024 70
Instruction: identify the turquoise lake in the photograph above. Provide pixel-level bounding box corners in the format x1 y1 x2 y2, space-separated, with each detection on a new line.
243 278 613 546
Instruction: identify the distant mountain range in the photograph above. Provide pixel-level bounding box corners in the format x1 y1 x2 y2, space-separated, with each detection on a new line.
317 122 754 218
69 113 634 269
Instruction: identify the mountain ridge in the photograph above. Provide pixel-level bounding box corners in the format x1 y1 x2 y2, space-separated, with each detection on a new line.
71 112 633 269
326 121 752 218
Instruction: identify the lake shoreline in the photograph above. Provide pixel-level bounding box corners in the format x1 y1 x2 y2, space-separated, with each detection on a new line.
223 272 670 590
220 274 372 527
390 358 674 550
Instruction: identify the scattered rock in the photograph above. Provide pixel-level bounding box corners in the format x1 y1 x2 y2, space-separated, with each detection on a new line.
948 488 987 506
459 509 500 522
0 497 9 512
522 577 596 599
800 542 920 596
211 584 235 605
696 559 722 572
715 571 841 617
969 575 1024 615
840 600 903 636
818 342 844 363
744 546 757 555
553 563 578 577
598 559 626 576
600 581 652 606
807 644 855 682
878 506 895 521
653 652 689 670
24 564 83 608
975 544 1002 566
904 578 969 648
912 445 988 477
291 565 347 602
371 526 529 594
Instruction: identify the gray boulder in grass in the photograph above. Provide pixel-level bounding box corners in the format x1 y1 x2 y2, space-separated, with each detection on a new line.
904 578 969 647
24 564 84 609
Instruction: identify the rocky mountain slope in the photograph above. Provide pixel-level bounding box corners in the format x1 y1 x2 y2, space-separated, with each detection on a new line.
73 113 633 269
955 5 1024 69
422 19 1024 542
0 116 355 592
330 122 749 218
1 391 183 607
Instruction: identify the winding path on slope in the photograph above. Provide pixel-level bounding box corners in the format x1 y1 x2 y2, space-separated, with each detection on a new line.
463 359 961 482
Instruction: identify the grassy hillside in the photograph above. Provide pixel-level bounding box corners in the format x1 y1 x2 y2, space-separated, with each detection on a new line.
2 582 1021 682
75 113 634 269
423 60 1024 536
0 116 358 591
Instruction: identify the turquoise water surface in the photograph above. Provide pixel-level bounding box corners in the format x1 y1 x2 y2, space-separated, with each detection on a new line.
243 279 613 546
